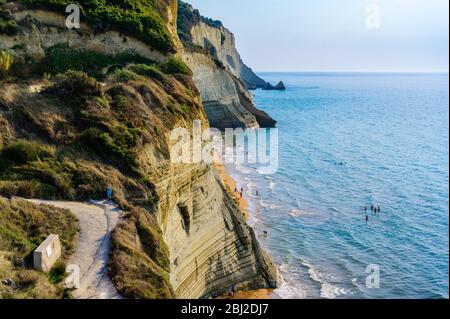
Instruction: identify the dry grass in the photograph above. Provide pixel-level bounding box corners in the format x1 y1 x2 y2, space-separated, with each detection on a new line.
109 207 173 299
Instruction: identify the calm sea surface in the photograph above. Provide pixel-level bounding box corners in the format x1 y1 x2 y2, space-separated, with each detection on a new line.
226 72 449 299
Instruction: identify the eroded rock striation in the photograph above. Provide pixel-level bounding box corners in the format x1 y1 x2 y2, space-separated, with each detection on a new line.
0 0 278 299
177 1 277 129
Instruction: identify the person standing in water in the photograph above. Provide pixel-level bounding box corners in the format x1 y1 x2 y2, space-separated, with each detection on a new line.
366 215 369 223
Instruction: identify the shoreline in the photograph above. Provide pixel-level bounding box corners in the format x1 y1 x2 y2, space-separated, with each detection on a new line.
213 160 281 300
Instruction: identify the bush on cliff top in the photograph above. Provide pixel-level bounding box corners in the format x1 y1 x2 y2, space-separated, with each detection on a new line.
19 0 175 53
42 70 102 98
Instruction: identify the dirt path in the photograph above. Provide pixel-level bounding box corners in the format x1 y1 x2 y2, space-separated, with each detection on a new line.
26 199 123 299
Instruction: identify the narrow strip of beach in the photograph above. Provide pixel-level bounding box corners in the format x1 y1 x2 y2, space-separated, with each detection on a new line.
213 160 281 300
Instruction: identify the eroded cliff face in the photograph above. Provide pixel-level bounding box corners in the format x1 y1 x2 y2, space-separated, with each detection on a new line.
177 1 276 129
0 1 277 299
189 20 266 89
0 9 169 63
148 163 277 298
183 51 260 130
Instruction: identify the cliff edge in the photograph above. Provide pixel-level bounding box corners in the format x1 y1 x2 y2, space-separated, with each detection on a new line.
177 1 277 129
0 0 278 299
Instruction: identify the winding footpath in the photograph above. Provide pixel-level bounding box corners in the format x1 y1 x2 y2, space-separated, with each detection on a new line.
26 199 123 299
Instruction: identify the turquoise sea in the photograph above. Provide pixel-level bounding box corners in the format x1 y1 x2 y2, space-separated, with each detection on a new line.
226 72 449 299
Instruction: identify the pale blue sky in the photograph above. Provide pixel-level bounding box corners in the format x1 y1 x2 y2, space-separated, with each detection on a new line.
186 0 449 72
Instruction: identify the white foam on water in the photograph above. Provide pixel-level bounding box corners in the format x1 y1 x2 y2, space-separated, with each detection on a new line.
302 261 352 299
275 265 308 299
320 283 351 299
259 200 271 208
268 180 276 192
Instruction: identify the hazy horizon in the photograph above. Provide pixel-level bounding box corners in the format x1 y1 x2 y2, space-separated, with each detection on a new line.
186 0 449 73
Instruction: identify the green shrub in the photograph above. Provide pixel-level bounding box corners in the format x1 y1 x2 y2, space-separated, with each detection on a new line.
0 141 51 166
43 70 102 98
71 166 108 200
0 50 13 78
42 44 154 78
114 69 137 83
158 56 192 76
0 19 18 35
80 126 139 168
49 261 67 284
127 64 165 82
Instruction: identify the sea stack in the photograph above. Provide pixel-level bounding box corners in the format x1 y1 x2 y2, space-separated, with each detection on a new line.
263 81 286 91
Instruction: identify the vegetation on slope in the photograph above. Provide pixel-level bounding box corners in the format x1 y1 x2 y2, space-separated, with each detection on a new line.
0 197 78 299
39 44 155 79
0 59 203 297
110 206 173 299
0 0 200 298
15 0 176 53
0 2 18 35
0 50 13 79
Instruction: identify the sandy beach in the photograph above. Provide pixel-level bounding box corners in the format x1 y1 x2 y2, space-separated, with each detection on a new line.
213 160 280 300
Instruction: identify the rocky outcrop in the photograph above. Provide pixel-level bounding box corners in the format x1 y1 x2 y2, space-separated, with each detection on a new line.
263 81 286 91
178 1 276 129
149 163 277 298
183 50 260 130
189 20 265 90
178 2 266 89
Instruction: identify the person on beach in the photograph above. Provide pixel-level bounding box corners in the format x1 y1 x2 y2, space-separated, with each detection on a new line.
256 190 260 197
230 285 237 298
366 215 369 223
